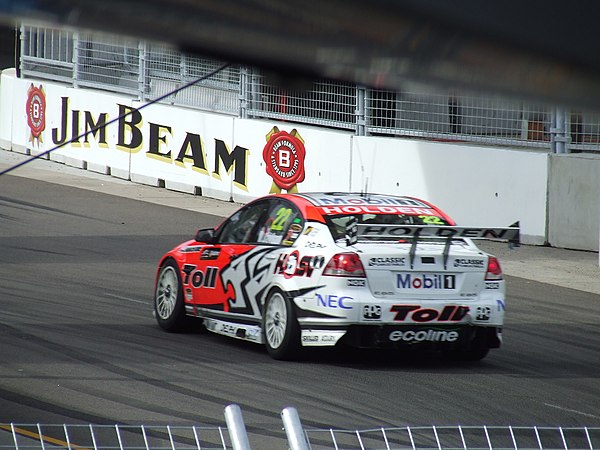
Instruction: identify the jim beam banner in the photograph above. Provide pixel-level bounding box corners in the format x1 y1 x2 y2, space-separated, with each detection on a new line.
26 84 46 146
263 126 306 193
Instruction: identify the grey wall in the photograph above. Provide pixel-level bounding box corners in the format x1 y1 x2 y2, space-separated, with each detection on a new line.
548 153 600 251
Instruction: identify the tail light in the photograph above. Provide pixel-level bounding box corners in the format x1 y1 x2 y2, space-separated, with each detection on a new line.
485 256 503 280
323 253 366 277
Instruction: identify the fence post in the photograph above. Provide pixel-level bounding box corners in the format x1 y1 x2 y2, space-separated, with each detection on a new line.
356 86 367 136
248 69 261 118
72 31 79 88
281 407 311 450
138 40 147 101
551 106 570 153
18 24 25 79
224 404 252 450
240 66 248 119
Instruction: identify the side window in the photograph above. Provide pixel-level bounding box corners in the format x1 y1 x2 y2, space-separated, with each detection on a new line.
256 201 304 246
217 202 268 244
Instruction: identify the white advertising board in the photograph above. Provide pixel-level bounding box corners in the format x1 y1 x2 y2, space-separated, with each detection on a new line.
127 101 237 201
10 78 133 177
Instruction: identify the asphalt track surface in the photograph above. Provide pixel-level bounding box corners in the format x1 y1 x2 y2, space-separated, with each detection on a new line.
1 168 600 448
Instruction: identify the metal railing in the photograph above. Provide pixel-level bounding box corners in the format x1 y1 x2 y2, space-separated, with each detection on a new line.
0 423 233 450
298 425 600 450
0 405 247 450
280 407 600 450
17 24 600 153
1 407 599 450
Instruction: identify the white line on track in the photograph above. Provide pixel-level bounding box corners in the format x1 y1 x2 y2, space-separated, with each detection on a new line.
105 293 150 305
543 402 600 419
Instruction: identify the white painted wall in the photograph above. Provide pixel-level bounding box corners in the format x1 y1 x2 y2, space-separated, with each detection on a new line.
0 69 14 151
233 118 354 202
351 137 548 244
128 100 237 201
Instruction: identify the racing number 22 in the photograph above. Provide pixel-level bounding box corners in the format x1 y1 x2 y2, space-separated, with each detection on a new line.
271 207 292 231
419 215 445 225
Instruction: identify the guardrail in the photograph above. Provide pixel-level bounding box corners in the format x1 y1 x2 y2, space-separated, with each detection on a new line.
2 406 599 450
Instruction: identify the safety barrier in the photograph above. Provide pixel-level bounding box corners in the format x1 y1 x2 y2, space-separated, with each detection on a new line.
2 406 599 450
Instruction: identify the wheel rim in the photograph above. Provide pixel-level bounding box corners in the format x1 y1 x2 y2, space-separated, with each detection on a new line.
265 292 287 349
155 266 179 320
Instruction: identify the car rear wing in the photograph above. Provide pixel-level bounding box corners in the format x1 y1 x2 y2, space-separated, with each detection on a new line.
345 221 520 269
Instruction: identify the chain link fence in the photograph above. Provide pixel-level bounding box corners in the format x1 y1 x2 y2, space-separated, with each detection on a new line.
17 24 600 153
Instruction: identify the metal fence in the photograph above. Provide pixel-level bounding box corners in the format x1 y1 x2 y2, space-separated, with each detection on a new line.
301 426 600 450
0 406 248 450
0 423 232 450
1 407 599 450
17 24 600 153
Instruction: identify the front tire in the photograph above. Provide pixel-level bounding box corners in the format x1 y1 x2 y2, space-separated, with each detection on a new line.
263 289 300 360
154 259 190 332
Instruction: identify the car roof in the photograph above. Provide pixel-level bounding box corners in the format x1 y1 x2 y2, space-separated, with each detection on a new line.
281 192 456 225
294 192 433 208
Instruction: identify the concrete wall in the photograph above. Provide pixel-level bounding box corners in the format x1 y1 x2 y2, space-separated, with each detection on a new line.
548 153 600 251
351 137 548 245
2 68 599 252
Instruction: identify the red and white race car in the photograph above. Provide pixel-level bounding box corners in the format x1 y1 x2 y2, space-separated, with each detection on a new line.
154 192 518 360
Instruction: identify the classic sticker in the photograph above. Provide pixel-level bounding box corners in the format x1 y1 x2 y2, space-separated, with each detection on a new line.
453 258 485 268
369 257 406 267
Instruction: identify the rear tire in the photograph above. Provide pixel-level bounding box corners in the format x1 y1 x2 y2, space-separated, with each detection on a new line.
443 346 490 361
154 259 191 332
263 289 300 360
443 328 490 361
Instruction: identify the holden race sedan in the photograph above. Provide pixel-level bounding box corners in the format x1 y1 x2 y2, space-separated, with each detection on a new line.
153 192 519 361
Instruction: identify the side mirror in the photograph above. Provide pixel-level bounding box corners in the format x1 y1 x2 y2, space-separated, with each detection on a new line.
195 228 216 244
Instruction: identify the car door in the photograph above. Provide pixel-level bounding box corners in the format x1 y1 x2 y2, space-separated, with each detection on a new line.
186 199 271 314
190 197 306 317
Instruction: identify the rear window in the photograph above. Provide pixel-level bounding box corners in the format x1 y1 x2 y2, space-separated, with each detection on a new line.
325 213 450 240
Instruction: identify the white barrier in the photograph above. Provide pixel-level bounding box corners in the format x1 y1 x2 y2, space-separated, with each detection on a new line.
352 137 548 245
2 68 597 250
0 68 14 152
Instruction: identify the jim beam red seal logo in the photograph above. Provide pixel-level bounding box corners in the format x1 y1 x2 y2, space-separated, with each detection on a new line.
263 127 306 193
26 84 46 146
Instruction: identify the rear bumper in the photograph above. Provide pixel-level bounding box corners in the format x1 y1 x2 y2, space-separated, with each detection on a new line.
300 324 502 350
